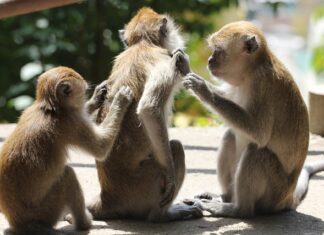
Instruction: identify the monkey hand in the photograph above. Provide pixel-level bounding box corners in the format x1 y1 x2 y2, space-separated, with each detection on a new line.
113 86 134 107
160 174 176 208
90 81 108 109
183 73 208 94
172 48 191 76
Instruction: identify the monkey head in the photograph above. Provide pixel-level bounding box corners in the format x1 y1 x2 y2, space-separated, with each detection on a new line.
207 21 266 86
36 66 88 113
118 7 184 52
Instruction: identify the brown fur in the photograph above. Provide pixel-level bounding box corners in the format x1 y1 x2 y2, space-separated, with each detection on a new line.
183 21 313 217
0 66 132 234
90 8 202 222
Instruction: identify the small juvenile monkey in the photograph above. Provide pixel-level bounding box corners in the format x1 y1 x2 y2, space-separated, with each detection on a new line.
0 66 133 234
89 7 200 221
182 21 324 217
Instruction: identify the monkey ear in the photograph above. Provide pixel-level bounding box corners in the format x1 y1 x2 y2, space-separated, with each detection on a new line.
118 29 128 48
57 81 72 98
160 17 168 37
244 35 259 54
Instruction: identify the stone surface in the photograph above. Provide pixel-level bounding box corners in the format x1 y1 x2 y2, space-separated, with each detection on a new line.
0 124 324 235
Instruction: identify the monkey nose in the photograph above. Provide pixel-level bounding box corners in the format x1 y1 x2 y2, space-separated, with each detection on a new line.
208 56 215 67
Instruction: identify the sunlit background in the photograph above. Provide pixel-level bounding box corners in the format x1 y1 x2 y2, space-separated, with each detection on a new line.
0 0 323 127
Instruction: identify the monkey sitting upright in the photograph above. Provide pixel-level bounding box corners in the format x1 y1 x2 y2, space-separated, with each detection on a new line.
88 7 202 222
0 67 133 234
182 21 324 218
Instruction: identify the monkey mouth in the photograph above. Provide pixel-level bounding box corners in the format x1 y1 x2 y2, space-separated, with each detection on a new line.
208 65 222 77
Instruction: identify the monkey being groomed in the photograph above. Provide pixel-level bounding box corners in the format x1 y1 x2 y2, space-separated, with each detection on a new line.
0 67 133 235
182 21 324 218
87 7 202 222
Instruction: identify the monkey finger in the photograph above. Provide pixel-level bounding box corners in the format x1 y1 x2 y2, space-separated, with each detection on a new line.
94 81 108 94
183 81 193 90
117 86 133 100
182 198 196 205
171 48 185 57
194 192 214 200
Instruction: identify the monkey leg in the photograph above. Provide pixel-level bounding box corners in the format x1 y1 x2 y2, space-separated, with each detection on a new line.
194 144 286 218
148 139 203 222
216 129 236 202
194 129 236 203
11 166 90 234
62 166 91 230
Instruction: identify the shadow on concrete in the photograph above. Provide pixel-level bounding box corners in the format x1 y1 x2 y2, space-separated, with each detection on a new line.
57 210 324 235
184 145 218 152
187 168 216 175
312 174 324 180
69 163 96 168
58 210 324 235
69 163 217 175
59 224 94 234
308 150 324 156
216 211 324 235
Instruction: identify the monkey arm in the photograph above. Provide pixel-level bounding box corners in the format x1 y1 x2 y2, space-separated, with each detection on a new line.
210 94 273 147
137 71 178 207
74 86 133 161
184 73 273 147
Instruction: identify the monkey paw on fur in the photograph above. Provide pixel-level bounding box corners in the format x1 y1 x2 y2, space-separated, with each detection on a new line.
172 48 191 76
92 81 108 108
115 86 134 104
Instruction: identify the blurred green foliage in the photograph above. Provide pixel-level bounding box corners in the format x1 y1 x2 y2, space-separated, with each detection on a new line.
0 0 238 125
311 6 324 77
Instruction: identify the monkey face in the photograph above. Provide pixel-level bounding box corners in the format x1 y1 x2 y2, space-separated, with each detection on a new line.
207 21 261 86
119 7 184 52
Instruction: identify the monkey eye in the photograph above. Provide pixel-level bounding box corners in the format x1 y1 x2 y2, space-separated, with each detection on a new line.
213 46 224 56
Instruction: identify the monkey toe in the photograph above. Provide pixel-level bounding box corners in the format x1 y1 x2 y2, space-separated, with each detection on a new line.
194 192 214 200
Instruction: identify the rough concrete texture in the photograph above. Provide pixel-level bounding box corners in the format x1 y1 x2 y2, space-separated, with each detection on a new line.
0 124 324 235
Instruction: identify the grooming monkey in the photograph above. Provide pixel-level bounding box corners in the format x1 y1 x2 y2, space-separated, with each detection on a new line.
89 7 201 221
0 67 133 234
182 21 324 217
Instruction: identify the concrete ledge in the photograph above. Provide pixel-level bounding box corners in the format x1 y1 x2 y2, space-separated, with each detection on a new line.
0 125 324 234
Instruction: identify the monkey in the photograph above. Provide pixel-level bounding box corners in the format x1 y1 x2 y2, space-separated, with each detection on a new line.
0 66 133 234
87 7 202 222
181 21 324 218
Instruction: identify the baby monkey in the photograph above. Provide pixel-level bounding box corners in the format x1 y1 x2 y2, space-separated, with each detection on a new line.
0 67 133 234
182 21 324 217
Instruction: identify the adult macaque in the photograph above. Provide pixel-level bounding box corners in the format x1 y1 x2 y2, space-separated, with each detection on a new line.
182 21 324 217
88 7 200 221
0 67 133 234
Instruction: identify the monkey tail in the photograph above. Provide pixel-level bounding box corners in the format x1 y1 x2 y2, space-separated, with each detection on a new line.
293 161 324 208
6 223 64 235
